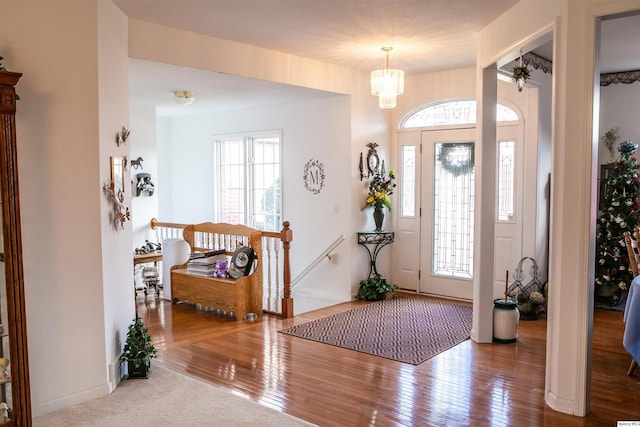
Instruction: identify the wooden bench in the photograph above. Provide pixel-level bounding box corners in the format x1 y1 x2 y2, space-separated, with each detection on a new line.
170 222 263 320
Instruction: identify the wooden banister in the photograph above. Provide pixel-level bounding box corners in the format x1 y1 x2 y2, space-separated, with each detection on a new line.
281 221 293 318
150 217 188 230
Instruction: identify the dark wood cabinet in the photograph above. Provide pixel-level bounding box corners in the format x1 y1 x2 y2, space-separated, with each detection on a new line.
0 71 32 425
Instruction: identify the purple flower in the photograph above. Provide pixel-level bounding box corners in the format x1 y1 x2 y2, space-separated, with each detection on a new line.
213 259 228 278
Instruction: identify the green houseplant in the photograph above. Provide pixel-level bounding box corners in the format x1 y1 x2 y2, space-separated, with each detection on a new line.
122 314 157 379
356 276 398 301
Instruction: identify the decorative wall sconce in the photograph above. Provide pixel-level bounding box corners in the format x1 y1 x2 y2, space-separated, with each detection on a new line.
360 142 385 180
174 90 195 106
136 173 155 197
370 47 405 109
102 181 130 230
103 155 130 231
115 126 130 146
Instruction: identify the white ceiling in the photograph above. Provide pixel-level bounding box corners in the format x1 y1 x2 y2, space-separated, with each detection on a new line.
114 1 640 116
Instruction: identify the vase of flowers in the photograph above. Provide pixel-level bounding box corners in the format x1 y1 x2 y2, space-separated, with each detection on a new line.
364 170 396 231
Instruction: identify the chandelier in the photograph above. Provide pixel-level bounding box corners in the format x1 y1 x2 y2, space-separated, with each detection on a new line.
370 47 405 109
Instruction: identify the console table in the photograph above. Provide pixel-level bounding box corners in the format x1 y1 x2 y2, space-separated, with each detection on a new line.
133 252 163 266
133 252 163 298
357 231 394 278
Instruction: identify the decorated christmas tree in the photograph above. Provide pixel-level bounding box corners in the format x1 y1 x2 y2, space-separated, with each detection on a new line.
595 140 640 308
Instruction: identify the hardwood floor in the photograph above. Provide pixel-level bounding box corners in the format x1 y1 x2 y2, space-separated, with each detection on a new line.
137 294 640 426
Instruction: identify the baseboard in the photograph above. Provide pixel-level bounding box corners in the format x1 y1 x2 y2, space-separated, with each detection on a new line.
33 355 124 418
292 288 347 314
32 382 109 418
108 352 125 393
546 390 576 415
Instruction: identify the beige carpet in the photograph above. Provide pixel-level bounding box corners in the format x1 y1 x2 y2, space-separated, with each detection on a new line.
34 366 315 426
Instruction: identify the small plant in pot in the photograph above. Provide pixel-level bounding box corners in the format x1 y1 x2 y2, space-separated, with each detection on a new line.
122 314 157 379
356 275 398 301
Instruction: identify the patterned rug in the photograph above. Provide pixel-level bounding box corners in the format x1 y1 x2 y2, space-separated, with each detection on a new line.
279 297 473 365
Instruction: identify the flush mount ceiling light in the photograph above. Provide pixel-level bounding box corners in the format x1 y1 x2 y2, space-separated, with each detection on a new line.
174 90 195 106
370 47 405 109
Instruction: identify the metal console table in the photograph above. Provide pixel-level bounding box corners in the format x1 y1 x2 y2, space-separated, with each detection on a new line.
357 231 394 278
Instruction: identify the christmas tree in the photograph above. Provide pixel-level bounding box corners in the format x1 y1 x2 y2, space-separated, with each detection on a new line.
595 140 640 308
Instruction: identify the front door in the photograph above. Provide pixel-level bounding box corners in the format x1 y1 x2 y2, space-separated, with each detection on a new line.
394 124 524 300
420 128 476 299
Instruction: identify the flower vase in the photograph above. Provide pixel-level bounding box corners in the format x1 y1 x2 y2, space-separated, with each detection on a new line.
373 207 384 232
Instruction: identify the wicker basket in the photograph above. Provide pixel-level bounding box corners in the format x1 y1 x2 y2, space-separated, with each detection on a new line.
507 257 544 320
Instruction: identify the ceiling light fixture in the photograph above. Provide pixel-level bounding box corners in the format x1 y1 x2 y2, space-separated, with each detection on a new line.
174 90 195 106
511 49 530 92
370 47 405 109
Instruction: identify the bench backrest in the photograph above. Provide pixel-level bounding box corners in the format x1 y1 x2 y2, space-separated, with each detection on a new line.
183 222 263 282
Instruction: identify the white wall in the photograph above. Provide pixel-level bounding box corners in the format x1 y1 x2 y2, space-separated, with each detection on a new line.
97 0 133 394
0 0 134 416
127 18 388 309
534 66 553 286
598 82 640 164
130 104 159 248
156 95 352 306
157 117 172 219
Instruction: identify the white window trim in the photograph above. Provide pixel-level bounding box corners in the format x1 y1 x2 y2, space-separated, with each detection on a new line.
213 130 283 231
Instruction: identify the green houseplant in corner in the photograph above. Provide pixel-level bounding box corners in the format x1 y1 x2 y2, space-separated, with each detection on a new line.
122 314 157 379
356 276 398 301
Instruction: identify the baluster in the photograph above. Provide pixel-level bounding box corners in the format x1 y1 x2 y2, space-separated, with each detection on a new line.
264 237 273 310
273 238 281 309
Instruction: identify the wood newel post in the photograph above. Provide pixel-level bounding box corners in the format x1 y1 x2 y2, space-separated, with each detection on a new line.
150 217 158 230
280 221 293 318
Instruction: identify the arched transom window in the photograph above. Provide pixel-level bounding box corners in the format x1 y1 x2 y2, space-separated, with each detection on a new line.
401 100 518 128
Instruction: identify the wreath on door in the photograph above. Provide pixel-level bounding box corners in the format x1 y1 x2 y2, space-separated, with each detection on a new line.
437 142 474 177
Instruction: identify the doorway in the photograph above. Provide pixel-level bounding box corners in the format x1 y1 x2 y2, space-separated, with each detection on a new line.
394 107 526 300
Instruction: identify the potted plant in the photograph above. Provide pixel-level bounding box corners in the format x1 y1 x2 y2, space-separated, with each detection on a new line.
356 276 398 301
511 64 530 92
122 314 157 379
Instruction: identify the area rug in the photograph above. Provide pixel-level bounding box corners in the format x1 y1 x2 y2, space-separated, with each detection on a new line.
33 365 314 427
279 297 472 365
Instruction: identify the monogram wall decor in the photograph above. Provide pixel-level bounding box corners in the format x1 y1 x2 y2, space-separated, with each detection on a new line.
303 158 325 195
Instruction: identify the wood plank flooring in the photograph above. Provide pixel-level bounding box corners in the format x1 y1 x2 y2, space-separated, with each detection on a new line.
137 294 640 426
